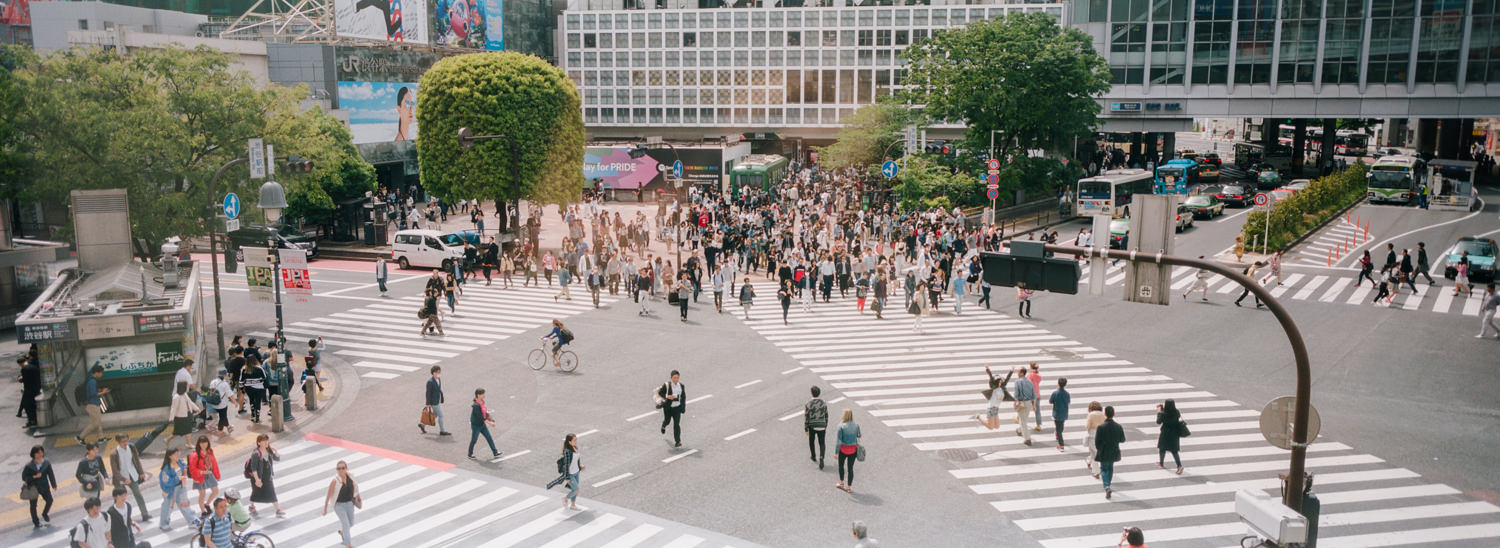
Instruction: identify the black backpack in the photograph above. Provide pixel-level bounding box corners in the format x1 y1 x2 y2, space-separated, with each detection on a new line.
559 328 574 344
74 382 88 406
556 454 567 474
69 516 95 548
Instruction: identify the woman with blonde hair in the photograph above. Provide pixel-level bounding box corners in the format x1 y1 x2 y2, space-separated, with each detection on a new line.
835 409 861 494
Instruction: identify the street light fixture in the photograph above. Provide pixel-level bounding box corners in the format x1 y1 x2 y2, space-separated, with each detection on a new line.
258 179 289 349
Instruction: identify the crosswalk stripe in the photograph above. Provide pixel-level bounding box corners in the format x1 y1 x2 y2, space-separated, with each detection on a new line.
991 468 1418 513
417 495 550 548
251 331 462 358
598 523 666 548
1291 275 1327 300
363 372 401 379
296 479 487 546
475 507 577 548
360 488 519 548
327 312 524 338
297 320 499 346
1346 283 1372 304
537 513 628 548
968 454 1381 495
337 349 439 365
658 534 706 548
1269 273 1304 297
1318 522 1500 548
353 361 423 372
1320 276 1351 302
1432 289 1457 313
1402 287 1428 310
1462 294 1483 316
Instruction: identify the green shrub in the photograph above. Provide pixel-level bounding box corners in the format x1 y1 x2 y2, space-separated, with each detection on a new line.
1241 163 1369 251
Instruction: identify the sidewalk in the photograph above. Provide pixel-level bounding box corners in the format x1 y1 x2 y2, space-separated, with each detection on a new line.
0 338 343 534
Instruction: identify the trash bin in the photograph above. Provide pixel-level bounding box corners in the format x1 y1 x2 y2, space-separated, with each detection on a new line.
34 392 53 429
363 221 376 245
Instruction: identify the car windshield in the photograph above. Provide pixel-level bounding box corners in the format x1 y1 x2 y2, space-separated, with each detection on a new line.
1456 240 1495 257
440 234 465 246
1184 196 1211 206
1110 220 1129 233
1220 186 1245 194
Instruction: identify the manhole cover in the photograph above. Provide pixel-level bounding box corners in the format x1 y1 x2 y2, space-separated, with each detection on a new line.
939 448 980 462
1043 348 1081 360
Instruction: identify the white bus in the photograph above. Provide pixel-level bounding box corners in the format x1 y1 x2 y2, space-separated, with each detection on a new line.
1367 155 1425 205
1076 169 1155 218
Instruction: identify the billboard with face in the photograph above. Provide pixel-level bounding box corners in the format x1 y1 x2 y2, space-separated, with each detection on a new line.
432 0 503 50
338 81 419 144
334 0 430 44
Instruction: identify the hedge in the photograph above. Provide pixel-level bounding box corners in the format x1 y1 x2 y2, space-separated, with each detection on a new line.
1240 163 1370 252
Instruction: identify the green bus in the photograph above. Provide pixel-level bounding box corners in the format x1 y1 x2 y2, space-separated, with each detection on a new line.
1367 155 1425 205
729 154 789 197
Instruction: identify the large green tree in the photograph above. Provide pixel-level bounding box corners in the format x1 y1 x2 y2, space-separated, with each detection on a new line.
814 101 912 172
416 52 584 216
900 12 1110 172
6 45 366 248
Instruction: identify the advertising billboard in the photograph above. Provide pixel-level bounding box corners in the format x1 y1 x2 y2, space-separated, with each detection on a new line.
338 81 419 144
86 341 186 379
583 147 723 190
334 0 429 44
433 0 503 50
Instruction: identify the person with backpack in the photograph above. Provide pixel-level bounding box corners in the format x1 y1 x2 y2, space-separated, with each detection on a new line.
541 319 574 369
246 434 284 517
321 460 361 548
189 436 221 515
200 497 235 548
70 496 111 548
157 447 195 531
805 386 829 470
23 444 56 528
108 432 151 522
208 370 233 435
108 486 146 548
545 433 583 511
240 354 267 425
75 365 109 446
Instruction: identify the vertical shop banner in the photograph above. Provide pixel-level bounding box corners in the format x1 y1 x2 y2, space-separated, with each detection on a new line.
243 246 275 303
279 249 312 303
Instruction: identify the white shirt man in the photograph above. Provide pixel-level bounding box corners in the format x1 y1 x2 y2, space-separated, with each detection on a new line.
173 360 195 392
72 499 111 548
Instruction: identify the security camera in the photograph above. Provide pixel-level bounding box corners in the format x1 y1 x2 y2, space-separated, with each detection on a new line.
1235 489 1308 545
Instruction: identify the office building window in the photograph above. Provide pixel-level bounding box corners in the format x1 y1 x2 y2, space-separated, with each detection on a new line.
1368 0 1415 83
1276 0 1319 84
1469 3 1500 83
1149 0 1188 86
1415 1 1464 84
1320 0 1363 84
1192 0 1231 84
1232 0 1275 84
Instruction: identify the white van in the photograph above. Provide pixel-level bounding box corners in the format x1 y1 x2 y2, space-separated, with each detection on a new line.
391 229 465 269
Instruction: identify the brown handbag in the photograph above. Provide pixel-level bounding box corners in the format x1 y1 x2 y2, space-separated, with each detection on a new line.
420 406 436 427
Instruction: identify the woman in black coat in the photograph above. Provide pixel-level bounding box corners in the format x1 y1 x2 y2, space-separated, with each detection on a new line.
1157 399 1183 474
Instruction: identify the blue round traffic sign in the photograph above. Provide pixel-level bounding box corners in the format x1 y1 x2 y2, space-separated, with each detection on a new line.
672 160 684 179
881 160 899 179
223 193 241 220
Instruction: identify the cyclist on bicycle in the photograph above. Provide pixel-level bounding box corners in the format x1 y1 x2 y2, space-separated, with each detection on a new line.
540 319 573 367
224 488 251 533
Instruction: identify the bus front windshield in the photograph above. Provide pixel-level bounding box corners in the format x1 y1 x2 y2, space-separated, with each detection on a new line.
1368 169 1411 189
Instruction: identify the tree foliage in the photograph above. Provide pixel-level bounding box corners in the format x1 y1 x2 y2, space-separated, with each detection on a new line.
4 45 369 247
814 101 911 171
900 12 1110 164
893 154 978 210
416 52 584 207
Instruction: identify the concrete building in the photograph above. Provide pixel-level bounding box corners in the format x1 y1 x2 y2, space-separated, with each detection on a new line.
29 1 208 53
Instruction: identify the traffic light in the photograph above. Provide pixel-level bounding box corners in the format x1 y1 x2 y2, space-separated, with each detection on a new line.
280 154 314 173
941 144 951 155
979 242 1081 295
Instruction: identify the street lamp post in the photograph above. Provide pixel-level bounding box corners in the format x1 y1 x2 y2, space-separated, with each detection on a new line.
257 179 289 349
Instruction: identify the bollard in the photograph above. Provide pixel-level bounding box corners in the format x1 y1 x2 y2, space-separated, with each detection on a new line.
1364 222 1370 241
1327 249 1332 266
270 395 284 433
303 377 320 411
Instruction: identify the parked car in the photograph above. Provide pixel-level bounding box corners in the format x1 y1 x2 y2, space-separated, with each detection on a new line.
1174 204 1195 232
226 224 317 263
1283 179 1311 192
1444 236 1497 283
391 229 466 270
1109 218 1130 249
1215 184 1254 207
1182 195 1225 219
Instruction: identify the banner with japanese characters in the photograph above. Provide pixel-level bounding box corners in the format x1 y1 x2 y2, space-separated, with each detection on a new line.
244 246 274 303
279 248 312 303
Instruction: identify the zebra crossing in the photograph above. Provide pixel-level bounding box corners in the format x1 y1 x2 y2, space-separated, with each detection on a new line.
252 283 617 382
6 436 754 548
1081 261 1487 318
740 294 1500 547
1293 217 1369 266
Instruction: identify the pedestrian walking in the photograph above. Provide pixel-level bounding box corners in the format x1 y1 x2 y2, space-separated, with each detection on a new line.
1027 363 1044 431
1454 252 1473 296
1373 268 1395 305
1016 282 1033 318
543 251 557 286
1050 378 1071 451
23 445 56 528
189 436 220 515
107 486 144 548
75 365 109 446
1119 526 1147 548
241 355 266 424
973 365 1013 431
70 496 110 548
738 277 755 320
711 267 725 313
1260 250 1283 286
467 388 503 460
951 273 966 315
587 265 604 308
1183 257 1210 301
1157 399 1185 475
1380 243 1397 276
201 496 234 548
910 281 930 334
1084 401 1104 477
1356 250 1377 287
675 274 692 322
805 386 829 470
1478 284 1500 339
76 442 108 501
1234 261 1265 308
108 433 151 522
855 273 869 313
544 434 583 511
18 355 40 430
421 365 451 435
156 447 195 531
1010 368 1035 446
247 434 284 518
834 409 861 493
375 257 388 297
656 370 686 448
554 265 573 302
852 520 878 547
208 370 233 435
978 278 992 309
162 382 200 452
1094 406 1126 499
1415 242 1437 285
874 271 889 318
445 272 460 315
778 279 793 325
322 461 361 548
420 288 444 336
636 266 654 316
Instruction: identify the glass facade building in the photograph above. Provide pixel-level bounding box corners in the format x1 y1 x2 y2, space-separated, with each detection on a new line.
557 1 1064 130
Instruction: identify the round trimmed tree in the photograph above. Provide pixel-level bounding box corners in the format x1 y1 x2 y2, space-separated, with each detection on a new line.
417 52 584 218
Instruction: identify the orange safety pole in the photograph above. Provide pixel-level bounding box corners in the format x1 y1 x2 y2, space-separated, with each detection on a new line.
1364 221 1370 241
1327 249 1332 266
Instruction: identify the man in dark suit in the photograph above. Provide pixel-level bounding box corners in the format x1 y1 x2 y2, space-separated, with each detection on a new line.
657 370 686 448
1094 406 1126 500
421 366 450 435
17 356 40 428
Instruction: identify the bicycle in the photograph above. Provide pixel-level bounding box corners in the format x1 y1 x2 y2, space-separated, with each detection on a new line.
528 338 578 372
189 517 275 548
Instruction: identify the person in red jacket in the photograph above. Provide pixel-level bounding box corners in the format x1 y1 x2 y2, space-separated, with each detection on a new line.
188 436 221 514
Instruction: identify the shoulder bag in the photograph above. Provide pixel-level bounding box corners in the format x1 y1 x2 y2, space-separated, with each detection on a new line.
20 483 38 501
652 385 666 409
855 445 866 462
1178 420 1191 437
